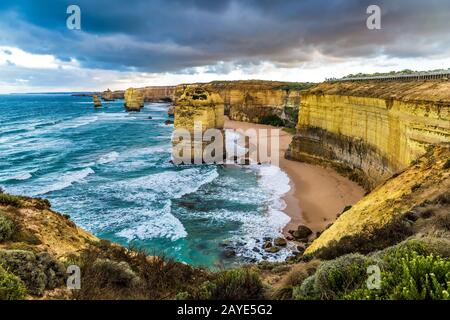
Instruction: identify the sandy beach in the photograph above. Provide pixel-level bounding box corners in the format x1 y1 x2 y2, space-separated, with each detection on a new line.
224 118 365 235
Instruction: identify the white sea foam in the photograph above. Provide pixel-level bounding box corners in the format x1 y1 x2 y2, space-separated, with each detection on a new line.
0 169 36 182
235 164 292 262
33 167 95 196
257 165 291 199
11 172 33 181
102 167 218 241
113 167 219 204
116 202 187 241
52 115 99 130
97 151 120 164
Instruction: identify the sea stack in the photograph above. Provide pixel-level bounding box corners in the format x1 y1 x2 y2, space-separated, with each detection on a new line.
172 86 225 164
124 87 144 111
93 94 102 108
102 89 115 101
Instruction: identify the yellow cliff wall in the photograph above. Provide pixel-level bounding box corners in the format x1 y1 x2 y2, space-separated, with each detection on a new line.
111 86 176 102
124 87 144 111
305 144 450 254
173 86 225 163
139 86 176 102
173 81 312 127
288 80 450 190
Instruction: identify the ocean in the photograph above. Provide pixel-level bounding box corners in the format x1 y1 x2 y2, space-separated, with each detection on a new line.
0 94 292 269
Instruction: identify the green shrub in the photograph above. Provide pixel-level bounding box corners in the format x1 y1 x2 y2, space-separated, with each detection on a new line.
376 237 450 260
201 268 264 300
293 275 320 300
92 259 141 288
0 266 27 300
345 251 450 300
0 212 15 242
0 250 65 296
0 194 21 207
314 253 371 299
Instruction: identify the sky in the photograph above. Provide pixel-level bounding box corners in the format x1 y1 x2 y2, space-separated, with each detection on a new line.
0 0 449 93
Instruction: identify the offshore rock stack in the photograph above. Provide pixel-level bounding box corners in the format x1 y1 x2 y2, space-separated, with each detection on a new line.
101 89 115 101
172 86 225 164
93 94 102 108
124 87 144 111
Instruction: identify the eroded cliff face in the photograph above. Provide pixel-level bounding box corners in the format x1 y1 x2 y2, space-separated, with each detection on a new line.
101 89 114 101
110 86 175 102
173 81 312 127
124 87 144 111
138 86 176 102
287 80 450 190
305 144 450 254
172 86 225 163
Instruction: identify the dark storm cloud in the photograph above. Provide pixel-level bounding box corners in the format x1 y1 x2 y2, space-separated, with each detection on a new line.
0 0 449 73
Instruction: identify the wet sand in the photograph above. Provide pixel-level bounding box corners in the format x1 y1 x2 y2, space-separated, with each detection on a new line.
224 118 365 235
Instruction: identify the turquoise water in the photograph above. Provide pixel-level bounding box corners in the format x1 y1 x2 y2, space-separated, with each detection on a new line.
0 94 292 269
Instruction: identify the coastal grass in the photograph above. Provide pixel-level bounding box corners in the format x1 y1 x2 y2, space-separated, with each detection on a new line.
0 194 22 208
72 240 209 300
269 260 320 300
179 267 265 300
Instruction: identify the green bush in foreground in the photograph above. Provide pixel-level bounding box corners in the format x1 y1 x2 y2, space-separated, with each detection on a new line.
0 212 15 242
293 275 320 300
0 250 65 296
313 253 372 299
346 252 450 300
0 266 27 300
195 268 264 300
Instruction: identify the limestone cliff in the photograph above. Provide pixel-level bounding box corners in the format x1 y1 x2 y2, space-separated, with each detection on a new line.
109 86 175 102
124 87 144 111
287 80 450 190
93 95 102 108
139 86 176 102
172 86 225 163
305 143 450 254
173 81 313 127
101 89 114 101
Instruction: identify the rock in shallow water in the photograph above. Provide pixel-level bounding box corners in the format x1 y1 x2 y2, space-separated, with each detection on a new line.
274 237 287 246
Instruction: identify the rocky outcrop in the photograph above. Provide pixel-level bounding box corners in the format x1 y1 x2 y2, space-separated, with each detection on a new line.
101 89 115 101
172 86 225 164
173 81 313 127
93 95 102 108
0 196 98 258
287 80 450 190
124 88 144 111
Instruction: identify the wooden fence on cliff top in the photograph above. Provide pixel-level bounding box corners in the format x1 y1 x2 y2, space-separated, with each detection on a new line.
327 70 450 82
